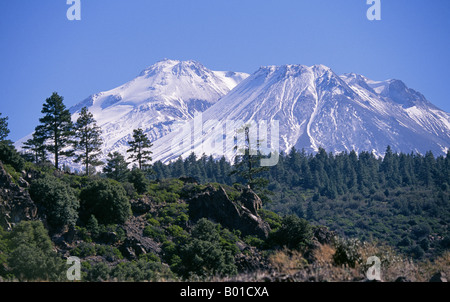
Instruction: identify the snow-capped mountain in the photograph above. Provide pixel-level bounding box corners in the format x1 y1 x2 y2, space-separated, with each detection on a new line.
16 60 450 170
150 63 450 163
68 59 249 160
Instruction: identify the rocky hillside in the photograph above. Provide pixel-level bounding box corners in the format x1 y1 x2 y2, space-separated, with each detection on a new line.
0 162 38 231
0 161 448 282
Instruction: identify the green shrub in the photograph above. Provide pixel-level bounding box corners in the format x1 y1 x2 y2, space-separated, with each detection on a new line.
86 215 100 238
167 225 188 241
95 245 123 261
157 203 188 226
143 225 166 242
75 226 92 242
0 141 25 172
110 259 174 282
0 226 10 278
146 217 160 227
121 181 136 198
6 221 66 281
29 175 79 229
85 262 110 282
148 179 183 203
80 179 131 225
3 164 21 186
244 235 264 249
96 224 125 244
128 169 149 194
161 240 181 268
72 242 96 258
267 215 313 251
179 239 237 279
259 209 282 230
176 219 238 279
333 237 362 268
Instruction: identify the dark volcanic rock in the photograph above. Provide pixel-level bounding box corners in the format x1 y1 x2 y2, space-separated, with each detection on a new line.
120 216 160 260
429 272 447 282
238 187 263 216
313 226 336 245
130 196 154 214
188 185 270 239
395 276 411 282
0 162 39 230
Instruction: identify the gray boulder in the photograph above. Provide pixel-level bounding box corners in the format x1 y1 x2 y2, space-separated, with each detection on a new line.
188 185 271 239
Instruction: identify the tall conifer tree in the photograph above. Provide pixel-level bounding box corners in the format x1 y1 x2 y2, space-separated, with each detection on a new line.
37 92 73 169
72 107 103 175
0 112 9 141
127 128 153 170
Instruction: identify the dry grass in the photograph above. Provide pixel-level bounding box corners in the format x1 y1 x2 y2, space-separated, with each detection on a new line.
414 251 450 282
269 248 308 275
313 244 335 266
242 243 450 282
179 246 450 282
356 242 449 282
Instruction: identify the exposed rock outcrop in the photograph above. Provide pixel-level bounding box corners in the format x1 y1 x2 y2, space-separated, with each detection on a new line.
188 185 271 239
130 196 154 215
239 187 263 216
0 162 39 230
235 244 270 273
120 216 160 259
429 272 447 282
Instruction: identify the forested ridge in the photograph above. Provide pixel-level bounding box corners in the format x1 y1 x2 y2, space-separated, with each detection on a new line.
0 96 449 282
152 146 450 260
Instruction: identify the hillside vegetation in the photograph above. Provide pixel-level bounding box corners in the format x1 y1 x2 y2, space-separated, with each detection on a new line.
0 104 449 282
0 145 449 281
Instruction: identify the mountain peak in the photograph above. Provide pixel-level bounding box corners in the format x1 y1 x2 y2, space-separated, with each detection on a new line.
48 60 250 171
254 63 335 81
20 60 449 172
150 61 449 163
139 58 206 78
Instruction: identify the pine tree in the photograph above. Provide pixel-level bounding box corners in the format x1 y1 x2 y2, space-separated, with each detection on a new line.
0 112 10 141
230 125 269 192
172 156 185 177
37 92 74 169
72 107 103 175
205 155 217 182
127 128 153 170
103 151 130 182
306 200 315 220
22 130 47 163
218 156 231 184
381 145 401 188
184 152 202 181
151 160 169 179
420 151 436 187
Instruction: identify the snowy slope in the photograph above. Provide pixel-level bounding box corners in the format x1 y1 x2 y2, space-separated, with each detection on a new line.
16 60 450 169
16 59 249 170
69 59 248 155
151 64 450 163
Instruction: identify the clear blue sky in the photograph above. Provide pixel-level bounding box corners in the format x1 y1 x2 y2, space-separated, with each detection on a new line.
1 0 449 141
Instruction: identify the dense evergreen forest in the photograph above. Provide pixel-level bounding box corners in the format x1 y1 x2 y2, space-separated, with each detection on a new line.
151 147 450 260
